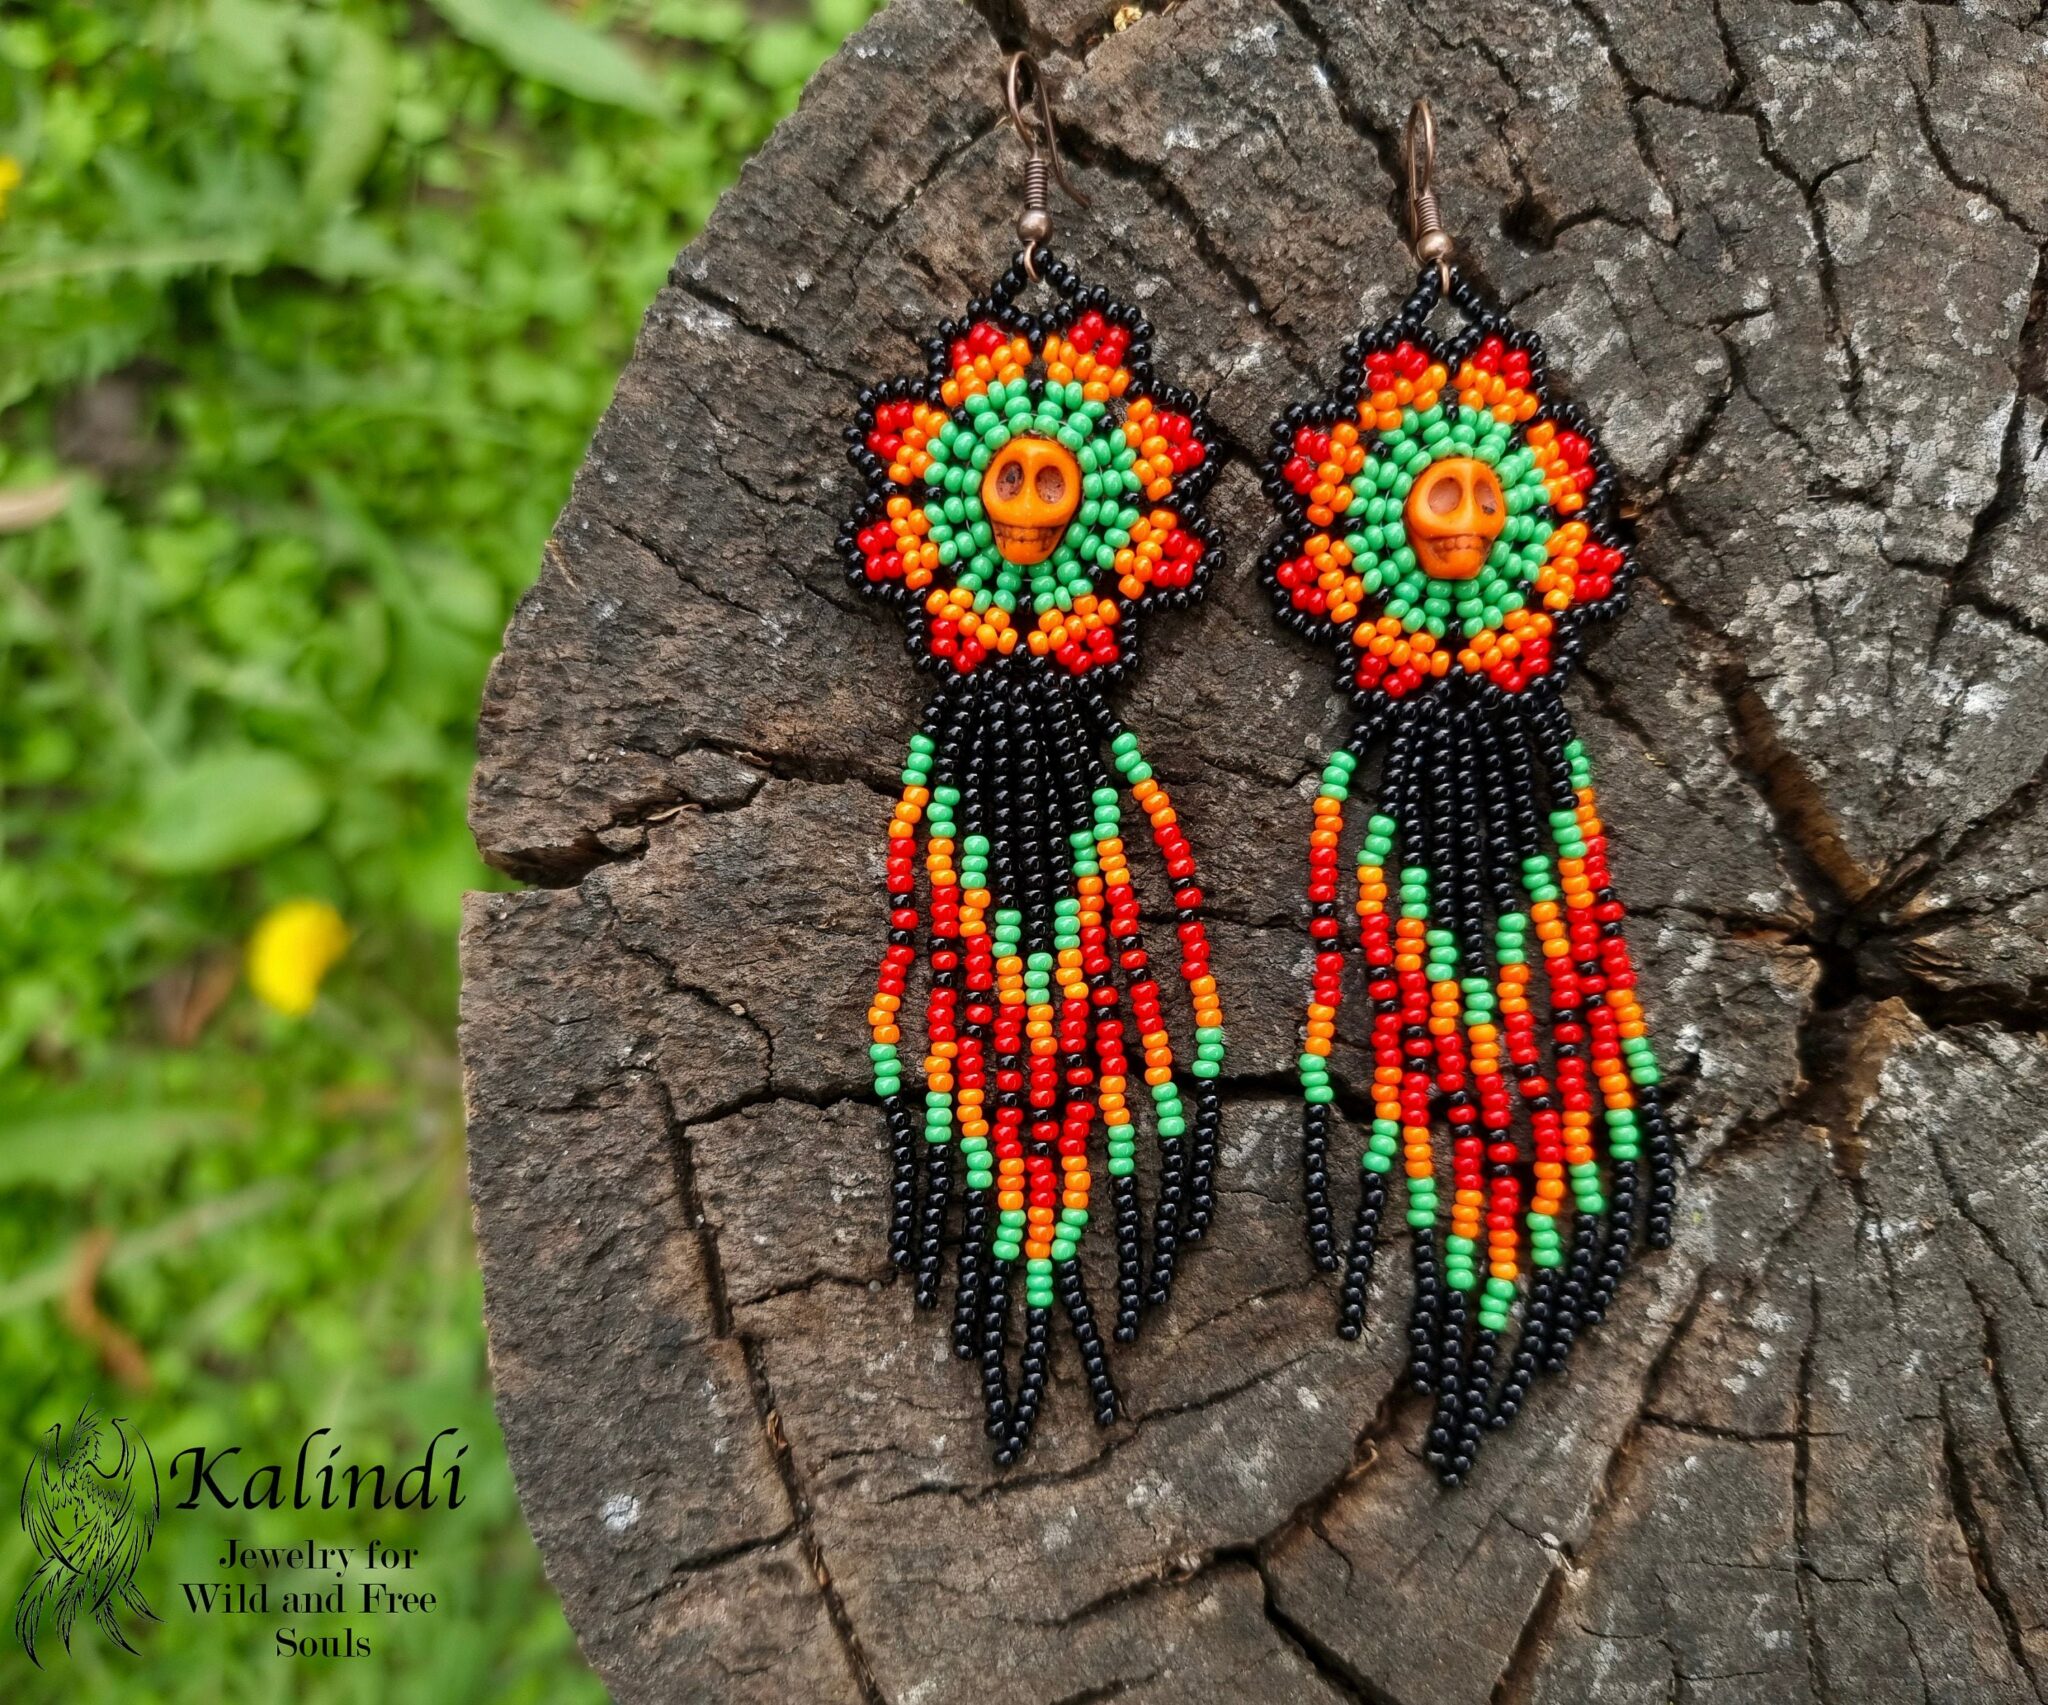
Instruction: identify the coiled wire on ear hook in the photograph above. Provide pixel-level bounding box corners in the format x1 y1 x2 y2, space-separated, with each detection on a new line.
1006 52 1087 281
1404 98 1455 291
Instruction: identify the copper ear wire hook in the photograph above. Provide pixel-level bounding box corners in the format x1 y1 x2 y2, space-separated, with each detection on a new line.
1404 98 1454 291
1006 52 1087 281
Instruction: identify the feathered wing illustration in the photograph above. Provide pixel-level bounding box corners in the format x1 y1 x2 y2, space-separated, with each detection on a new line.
15 1408 159 1667
1262 268 1678 1485
844 256 1227 1463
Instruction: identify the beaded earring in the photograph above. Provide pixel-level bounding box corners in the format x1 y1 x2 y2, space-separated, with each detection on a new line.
1258 103 1677 1485
844 56 1227 1465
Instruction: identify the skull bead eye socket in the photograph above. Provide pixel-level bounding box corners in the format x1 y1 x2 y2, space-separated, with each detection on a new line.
1477 479 1499 516
994 459 1026 501
1426 472 1464 516
1033 463 1068 505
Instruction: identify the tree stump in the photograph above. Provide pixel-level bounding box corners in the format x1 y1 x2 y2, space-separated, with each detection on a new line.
458 1 2048 1699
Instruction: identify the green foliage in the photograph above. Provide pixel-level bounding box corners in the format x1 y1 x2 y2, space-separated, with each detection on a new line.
0 1 875 1697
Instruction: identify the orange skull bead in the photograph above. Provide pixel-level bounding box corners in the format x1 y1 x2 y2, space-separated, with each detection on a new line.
1403 456 1506 581
981 436 1082 565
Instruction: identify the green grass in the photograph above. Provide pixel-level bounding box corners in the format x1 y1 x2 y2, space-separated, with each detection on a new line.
0 2 876 1697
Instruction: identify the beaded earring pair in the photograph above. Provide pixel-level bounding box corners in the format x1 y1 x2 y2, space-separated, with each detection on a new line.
843 58 1674 1485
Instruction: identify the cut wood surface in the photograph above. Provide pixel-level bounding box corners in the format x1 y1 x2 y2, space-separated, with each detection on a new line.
458 1 2048 1698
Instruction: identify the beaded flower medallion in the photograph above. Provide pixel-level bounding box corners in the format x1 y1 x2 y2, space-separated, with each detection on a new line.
1261 266 1677 1485
844 254 1227 1463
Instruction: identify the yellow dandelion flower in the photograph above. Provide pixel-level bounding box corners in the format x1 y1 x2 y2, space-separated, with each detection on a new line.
0 158 21 220
246 900 351 1017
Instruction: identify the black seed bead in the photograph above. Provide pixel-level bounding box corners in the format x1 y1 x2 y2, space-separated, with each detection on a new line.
1057 1261 1119 1427
1426 1290 1468 1472
1337 1169 1385 1339
1146 1200 1181 1309
980 1266 1013 1440
953 1195 988 1358
1462 1326 1499 1452
1303 1102 1338 1273
1496 1265 1556 1425
1639 1090 1678 1248
914 1145 952 1309
999 1308 1054 1464
1588 1155 1638 1324
1184 1078 1222 1241
1113 1173 1143 1341
886 1101 919 1271
1409 1232 1443 1395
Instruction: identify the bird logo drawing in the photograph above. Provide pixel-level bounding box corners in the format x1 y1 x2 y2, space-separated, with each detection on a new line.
14 1406 160 1667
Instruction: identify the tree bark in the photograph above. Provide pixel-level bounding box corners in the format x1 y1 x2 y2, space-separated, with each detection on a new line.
459 1 2048 1699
